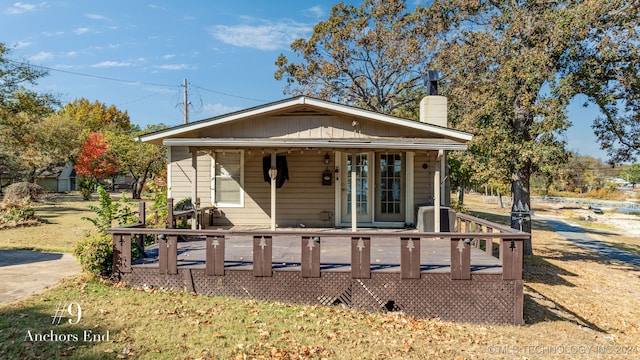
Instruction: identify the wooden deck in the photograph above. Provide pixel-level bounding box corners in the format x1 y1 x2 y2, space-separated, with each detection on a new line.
109 208 529 325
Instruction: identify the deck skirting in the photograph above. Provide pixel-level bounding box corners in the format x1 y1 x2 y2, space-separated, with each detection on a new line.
117 267 523 324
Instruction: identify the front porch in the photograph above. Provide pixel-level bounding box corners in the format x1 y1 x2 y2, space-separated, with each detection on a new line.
109 207 528 325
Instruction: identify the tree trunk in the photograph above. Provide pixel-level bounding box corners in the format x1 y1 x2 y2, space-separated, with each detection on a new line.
510 162 533 256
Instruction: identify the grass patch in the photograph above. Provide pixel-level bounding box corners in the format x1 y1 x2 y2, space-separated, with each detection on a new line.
2 274 634 360
0 201 95 253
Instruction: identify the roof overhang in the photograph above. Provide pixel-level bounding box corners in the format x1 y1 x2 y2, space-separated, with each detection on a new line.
162 138 468 151
138 96 473 145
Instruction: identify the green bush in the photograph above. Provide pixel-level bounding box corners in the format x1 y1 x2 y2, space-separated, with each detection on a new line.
73 235 113 276
3 182 45 204
0 202 36 223
78 177 94 200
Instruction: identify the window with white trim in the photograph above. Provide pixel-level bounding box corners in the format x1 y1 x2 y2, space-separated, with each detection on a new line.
212 150 244 207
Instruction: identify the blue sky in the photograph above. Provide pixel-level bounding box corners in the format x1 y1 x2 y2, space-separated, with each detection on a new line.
1 0 608 160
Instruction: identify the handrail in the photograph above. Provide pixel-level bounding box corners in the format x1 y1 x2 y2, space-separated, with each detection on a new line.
455 212 519 234
108 226 529 239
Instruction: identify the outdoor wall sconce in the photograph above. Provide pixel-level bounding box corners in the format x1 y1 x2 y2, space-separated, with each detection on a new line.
335 167 339 181
324 153 330 164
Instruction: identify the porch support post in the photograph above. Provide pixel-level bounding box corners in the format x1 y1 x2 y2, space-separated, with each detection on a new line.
405 152 415 226
270 151 277 231
350 153 357 232
434 150 443 232
190 148 198 230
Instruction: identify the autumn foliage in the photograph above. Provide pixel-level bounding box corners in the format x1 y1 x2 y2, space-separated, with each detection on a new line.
74 132 119 180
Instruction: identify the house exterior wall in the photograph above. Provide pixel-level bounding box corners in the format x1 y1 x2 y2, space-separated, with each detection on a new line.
414 151 438 207
170 147 337 228
217 151 336 228
35 178 57 193
169 147 212 207
169 146 444 228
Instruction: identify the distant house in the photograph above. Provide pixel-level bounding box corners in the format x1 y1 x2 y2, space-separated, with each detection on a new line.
140 95 471 231
0 162 77 193
34 162 77 193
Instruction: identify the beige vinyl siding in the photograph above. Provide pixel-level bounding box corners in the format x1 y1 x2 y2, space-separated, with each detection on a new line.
169 147 212 206
413 151 437 207
200 114 424 140
213 151 335 228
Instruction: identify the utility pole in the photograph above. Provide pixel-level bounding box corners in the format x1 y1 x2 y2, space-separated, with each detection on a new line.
183 78 188 124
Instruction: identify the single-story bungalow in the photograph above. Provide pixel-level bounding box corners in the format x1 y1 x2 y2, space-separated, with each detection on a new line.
139 95 472 231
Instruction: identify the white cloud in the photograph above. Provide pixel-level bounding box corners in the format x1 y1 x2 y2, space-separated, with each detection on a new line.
304 6 324 18
204 103 242 117
42 31 64 37
208 20 312 51
85 13 108 20
4 2 35 15
66 51 78 57
13 41 31 49
91 61 133 68
162 54 176 59
29 51 53 62
155 64 195 71
74 27 90 35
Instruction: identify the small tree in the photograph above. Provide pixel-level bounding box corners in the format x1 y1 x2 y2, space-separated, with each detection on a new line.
74 186 137 276
621 164 640 188
74 132 119 196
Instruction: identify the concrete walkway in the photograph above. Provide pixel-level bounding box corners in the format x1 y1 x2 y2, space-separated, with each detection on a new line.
538 216 640 267
0 250 82 306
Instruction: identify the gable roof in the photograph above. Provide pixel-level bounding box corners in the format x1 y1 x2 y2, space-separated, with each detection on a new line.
139 96 472 146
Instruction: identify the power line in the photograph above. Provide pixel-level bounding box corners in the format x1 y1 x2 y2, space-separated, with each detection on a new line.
7 59 178 88
192 84 271 103
8 59 274 105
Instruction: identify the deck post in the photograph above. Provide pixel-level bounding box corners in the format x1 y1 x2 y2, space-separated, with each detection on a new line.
136 202 146 250
112 234 131 273
158 234 178 275
167 198 174 229
450 237 471 280
400 237 421 279
138 202 146 225
351 237 370 278
501 238 523 280
485 227 494 256
253 235 273 277
205 235 225 276
301 236 321 278
168 235 178 275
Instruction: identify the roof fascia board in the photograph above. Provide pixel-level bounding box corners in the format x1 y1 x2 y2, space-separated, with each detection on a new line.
162 138 468 151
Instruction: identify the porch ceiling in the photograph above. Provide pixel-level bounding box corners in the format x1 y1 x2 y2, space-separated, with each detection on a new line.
162 137 468 151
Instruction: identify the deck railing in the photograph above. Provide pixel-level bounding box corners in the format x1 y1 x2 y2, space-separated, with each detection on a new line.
108 203 528 282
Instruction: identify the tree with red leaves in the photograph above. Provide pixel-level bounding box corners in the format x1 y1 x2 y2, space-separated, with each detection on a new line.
74 132 119 181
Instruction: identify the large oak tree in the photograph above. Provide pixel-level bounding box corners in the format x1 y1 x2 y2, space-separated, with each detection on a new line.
276 0 638 256
275 0 438 117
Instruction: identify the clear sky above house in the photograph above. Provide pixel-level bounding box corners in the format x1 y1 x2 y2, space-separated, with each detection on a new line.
1 0 607 160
